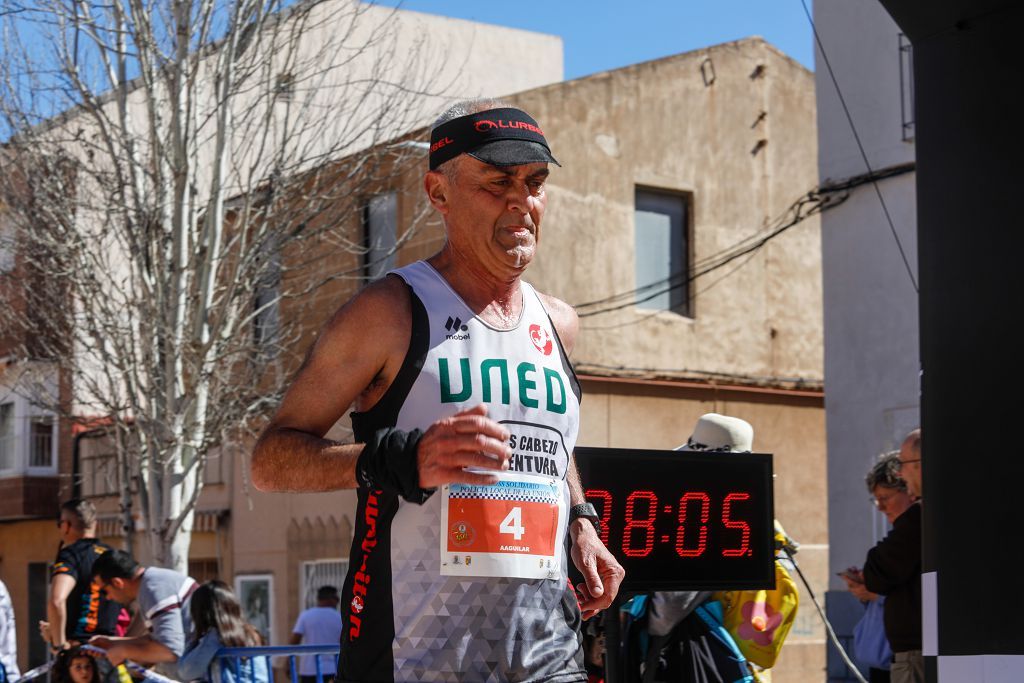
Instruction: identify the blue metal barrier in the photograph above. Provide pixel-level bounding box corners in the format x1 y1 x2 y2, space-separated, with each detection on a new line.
212 645 340 683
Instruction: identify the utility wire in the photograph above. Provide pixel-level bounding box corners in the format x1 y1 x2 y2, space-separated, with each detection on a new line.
573 162 914 319
799 0 919 293
576 190 839 318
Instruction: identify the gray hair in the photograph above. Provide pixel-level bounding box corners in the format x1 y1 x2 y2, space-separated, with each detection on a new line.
430 98 515 181
865 451 907 493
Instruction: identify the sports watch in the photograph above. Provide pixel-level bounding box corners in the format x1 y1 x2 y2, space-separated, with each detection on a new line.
569 502 602 535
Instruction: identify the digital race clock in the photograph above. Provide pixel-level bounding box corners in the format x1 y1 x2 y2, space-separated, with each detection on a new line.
573 446 775 591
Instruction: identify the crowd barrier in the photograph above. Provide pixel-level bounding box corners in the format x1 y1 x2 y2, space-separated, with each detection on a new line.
211 644 340 683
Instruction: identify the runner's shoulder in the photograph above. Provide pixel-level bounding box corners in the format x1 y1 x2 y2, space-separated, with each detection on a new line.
320 275 412 351
535 291 578 354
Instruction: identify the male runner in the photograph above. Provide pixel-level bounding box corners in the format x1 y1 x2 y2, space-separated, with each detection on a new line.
252 98 624 682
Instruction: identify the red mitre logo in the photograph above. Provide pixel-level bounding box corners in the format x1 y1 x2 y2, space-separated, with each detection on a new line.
529 324 553 356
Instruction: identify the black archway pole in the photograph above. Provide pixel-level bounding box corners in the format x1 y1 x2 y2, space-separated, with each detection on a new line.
874 1 1024 680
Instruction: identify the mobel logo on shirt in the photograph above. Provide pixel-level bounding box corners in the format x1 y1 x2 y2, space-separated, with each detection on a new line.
438 357 567 414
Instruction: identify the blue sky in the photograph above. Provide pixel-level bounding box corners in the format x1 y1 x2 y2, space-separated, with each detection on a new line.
373 1 815 79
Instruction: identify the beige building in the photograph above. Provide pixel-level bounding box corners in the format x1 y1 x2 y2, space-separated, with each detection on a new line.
0 2 562 673
3 34 826 682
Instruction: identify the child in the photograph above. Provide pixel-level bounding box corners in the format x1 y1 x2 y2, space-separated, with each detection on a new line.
54 648 101 683
177 581 269 683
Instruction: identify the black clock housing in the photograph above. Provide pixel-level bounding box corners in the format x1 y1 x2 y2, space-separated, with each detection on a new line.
573 446 775 592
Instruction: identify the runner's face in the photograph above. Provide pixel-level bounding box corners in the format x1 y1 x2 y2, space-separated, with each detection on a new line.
69 656 95 683
442 157 548 275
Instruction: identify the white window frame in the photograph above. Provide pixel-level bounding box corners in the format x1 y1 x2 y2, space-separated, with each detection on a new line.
235 573 274 645
0 391 58 476
299 558 349 613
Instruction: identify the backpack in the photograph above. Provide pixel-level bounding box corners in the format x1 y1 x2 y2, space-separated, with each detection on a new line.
712 559 799 670
622 595 753 683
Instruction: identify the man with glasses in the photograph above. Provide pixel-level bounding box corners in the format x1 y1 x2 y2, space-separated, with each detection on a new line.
39 499 124 654
862 430 923 683
895 429 922 499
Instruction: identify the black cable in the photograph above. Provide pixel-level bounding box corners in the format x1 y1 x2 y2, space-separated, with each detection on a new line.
572 159 914 319
782 549 869 683
577 189 841 318
799 0 919 293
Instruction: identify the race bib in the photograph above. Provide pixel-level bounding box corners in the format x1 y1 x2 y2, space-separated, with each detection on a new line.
440 472 567 580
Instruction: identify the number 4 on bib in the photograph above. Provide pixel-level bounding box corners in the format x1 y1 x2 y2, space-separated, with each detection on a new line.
499 507 526 540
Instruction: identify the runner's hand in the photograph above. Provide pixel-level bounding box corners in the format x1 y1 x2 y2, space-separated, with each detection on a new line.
417 405 512 488
570 520 625 620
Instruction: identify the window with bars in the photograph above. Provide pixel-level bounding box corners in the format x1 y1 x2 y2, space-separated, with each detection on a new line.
300 559 348 611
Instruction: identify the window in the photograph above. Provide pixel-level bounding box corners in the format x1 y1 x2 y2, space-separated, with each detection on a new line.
0 219 14 273
275 72 295 102
634 188 691 316
0 403 14 470
189 558 220 584
29 417 54 468
364 192 397 280
899 33 915 142
253 234 281 354
300 559 348 611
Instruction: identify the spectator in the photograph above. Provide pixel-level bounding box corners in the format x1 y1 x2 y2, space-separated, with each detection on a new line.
290 586 342 683
87 550 197 673
1 578 19 683
856 431 923 683
177 581 268 683
39 500 124 653
843 452 915 683
53 647 101 683
632 414 761 682
896 429 922 499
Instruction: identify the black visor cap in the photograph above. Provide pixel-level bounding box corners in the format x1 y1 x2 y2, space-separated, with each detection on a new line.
469 139 559 168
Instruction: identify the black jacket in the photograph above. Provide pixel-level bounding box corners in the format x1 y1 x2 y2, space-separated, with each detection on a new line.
863 502 922 653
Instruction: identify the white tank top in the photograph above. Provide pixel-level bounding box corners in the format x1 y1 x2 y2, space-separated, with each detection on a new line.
339 261 586 683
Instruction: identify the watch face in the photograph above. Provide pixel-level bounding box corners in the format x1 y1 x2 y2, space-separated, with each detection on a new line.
573 446 775 591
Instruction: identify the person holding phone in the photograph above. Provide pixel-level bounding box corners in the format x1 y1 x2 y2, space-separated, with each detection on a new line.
842 444 919 683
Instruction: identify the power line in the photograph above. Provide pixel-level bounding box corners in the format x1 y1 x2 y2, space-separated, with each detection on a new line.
575 189 837 318
799 0 919 293
573 162 914 319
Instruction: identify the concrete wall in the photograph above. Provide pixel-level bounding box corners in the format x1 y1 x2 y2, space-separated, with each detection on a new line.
813 1 919 679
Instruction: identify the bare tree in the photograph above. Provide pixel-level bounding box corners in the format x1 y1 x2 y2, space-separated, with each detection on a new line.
0 0 443 572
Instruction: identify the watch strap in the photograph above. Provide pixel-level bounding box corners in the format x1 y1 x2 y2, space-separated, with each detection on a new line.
569 502 602 535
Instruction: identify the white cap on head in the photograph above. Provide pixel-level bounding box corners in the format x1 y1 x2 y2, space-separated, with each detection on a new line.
676 413 754 453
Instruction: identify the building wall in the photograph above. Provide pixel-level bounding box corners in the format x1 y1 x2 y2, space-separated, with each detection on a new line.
0 519 61 673
510 38 822 383
812 1 919 680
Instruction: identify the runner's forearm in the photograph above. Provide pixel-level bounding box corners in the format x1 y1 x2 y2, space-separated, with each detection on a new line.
251 427 363 492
